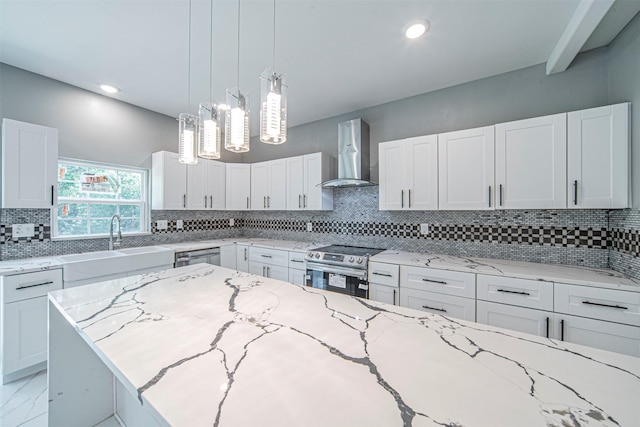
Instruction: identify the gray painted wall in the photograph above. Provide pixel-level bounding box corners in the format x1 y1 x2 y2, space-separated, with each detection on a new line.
607 12 640 208
0 63 243 168
245 47 610 183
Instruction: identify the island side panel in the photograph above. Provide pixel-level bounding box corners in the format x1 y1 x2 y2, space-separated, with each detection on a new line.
48 298 114 426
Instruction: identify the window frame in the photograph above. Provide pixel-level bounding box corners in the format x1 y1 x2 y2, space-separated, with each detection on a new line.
53 158 151 239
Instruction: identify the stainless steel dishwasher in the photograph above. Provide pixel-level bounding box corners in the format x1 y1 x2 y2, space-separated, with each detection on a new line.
174 247 221 268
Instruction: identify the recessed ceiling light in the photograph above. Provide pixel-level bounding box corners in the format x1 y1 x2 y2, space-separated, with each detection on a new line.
404 19 430 40
99 84 119 94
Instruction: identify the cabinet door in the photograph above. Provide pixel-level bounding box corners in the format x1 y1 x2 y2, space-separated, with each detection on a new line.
407 135 438 210
251 162 269 210
477 301 552 339
495 113 566 209
567 103 630 208
207 160 226 209
1 119 58 208
220 245 237 270
236 245 249 272
369 283 398 305
286 156 305 210
2 296 48 374
303 153 333 210
378 140 406 210
288 269 306 286
151 151 187 210
438 126 495 210
554 314 640 358
400 288 476 321
265 264 289 281
249 261 267 277
225 164 251 210
267 159 287 210
186 161 207 210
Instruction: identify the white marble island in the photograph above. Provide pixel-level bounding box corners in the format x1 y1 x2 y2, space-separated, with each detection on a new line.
48 264 640 427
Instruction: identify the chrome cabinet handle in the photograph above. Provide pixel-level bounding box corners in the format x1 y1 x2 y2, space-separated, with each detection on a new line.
51 185 55 206
573 180 578 205
290 259 304 263
261 254 273 258
204 195 208 208
408 189 412 208
244 248 248 261
247 197 249 209
497 289 530 296
372 272 392 277
401 190 404 208
582 300 628 310
210 195 213 207
183 194 186 208
267 196 270 208
303 194 307 208
299 194 302 208
499 184 503 206
488 186 492 208
393 289 396 305
422 305 447 313
560 319 565 341
422 278 447 285
545 317 550 338
262 266 266 276
266 266 270 277
264 196 266 208
16 280 54 290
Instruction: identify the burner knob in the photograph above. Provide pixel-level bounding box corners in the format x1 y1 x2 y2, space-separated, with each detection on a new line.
307 252 314 258
315 253 321 259
349 257 355 263
356 257 363 264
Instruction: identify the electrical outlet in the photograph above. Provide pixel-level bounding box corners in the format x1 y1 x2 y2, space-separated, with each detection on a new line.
176 220 184 229
420 224 430 235
12 223 35 238
156 220 168 230
306 222 313 232
229 218 235 226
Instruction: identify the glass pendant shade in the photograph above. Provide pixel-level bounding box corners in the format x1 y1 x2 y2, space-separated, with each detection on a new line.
224 88 250 153
178 113 198 164
260 69 287 144
197 103 221 159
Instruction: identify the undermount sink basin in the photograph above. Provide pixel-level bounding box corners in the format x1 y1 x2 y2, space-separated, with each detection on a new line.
116 246 171 255
59 251 125 263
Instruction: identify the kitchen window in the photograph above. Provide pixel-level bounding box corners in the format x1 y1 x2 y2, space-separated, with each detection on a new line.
54 159 149 238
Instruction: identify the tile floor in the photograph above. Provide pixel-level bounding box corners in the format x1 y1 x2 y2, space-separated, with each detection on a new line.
0 370 47 427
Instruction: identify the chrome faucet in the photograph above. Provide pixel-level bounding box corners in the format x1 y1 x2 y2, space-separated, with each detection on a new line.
109 214 122 250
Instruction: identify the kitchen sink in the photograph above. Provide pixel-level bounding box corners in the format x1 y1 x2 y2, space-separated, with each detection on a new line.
116 246 171 255
59 251 124 262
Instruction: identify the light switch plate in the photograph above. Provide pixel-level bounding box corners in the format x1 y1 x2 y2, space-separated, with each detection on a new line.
13 223 35 238
156 220 168 230
306 222 313 232
420 224 430 235
176 220 184 229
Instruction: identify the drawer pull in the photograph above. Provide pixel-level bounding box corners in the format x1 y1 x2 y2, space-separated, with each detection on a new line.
497 289 530 296
582 301 628 310
16 280 54 290
372 272 393 277
545 317 549 338
422 305 447 313
560 319 565 341
393 289 396 305
290 259 304 263
422 278 447 285
260 254 273 258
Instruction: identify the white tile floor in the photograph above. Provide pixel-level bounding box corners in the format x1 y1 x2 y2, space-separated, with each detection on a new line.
0 370 47 427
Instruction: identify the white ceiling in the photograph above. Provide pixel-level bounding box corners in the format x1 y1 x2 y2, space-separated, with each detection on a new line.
1 0 639 135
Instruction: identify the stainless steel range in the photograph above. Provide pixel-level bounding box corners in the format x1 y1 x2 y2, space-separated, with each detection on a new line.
304 245 385 298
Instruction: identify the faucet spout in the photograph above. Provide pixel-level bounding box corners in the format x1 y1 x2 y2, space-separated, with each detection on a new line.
109 214 122 250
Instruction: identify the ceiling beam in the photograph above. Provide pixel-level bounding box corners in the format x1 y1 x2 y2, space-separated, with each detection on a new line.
546 0 615 75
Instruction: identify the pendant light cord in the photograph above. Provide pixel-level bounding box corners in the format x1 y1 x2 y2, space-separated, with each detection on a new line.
209 0 213 103
237 0 240 88
188 0 192 113
272 0 276 71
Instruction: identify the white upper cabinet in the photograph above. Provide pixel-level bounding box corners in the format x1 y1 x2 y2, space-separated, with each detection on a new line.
251 159 286 210
208 160 226 209
438 126 495 210
286 153 334 210
495 113 567 209
225 163 251 210
567 102 630 208
1 119 59 209
186 159 226 210
152 151 187 210
379 135 438 210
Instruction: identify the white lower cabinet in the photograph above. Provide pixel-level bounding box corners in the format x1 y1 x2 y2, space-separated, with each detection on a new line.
288 269 306 286
236 244 249 273
1 269 63 383
368 262 399 304
369 282 398 305
220 245 237 270
400 287 476 321
553 314 640 358
249 261 288 281
477 301 552 338
288 252 306 286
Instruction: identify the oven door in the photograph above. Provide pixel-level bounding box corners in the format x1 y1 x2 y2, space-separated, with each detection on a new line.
305 262 369 298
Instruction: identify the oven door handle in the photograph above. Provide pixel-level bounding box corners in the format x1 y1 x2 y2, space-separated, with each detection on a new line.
305 262 367 279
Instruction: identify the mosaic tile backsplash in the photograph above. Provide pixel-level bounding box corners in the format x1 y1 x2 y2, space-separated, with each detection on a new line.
1 187 638 279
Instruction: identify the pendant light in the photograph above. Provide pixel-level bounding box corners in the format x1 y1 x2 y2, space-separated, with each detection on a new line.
260 0 287 144
178 0 198 164
224 0 250 153
197 0 221 160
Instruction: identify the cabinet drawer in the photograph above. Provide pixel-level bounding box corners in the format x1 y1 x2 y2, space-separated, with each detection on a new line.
2 269 63 303
368 262 399 286
401 266 475 298
288 252 306 271
477 275 553 311
249 247 288 268
400 288 475 322
555 283 640 327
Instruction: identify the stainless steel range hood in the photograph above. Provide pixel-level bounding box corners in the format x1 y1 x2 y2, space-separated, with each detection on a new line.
321 119 377 188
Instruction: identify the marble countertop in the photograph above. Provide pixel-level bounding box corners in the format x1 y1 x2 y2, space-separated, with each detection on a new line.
0 256 64 276
49 264 640 427
372 250 640 293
